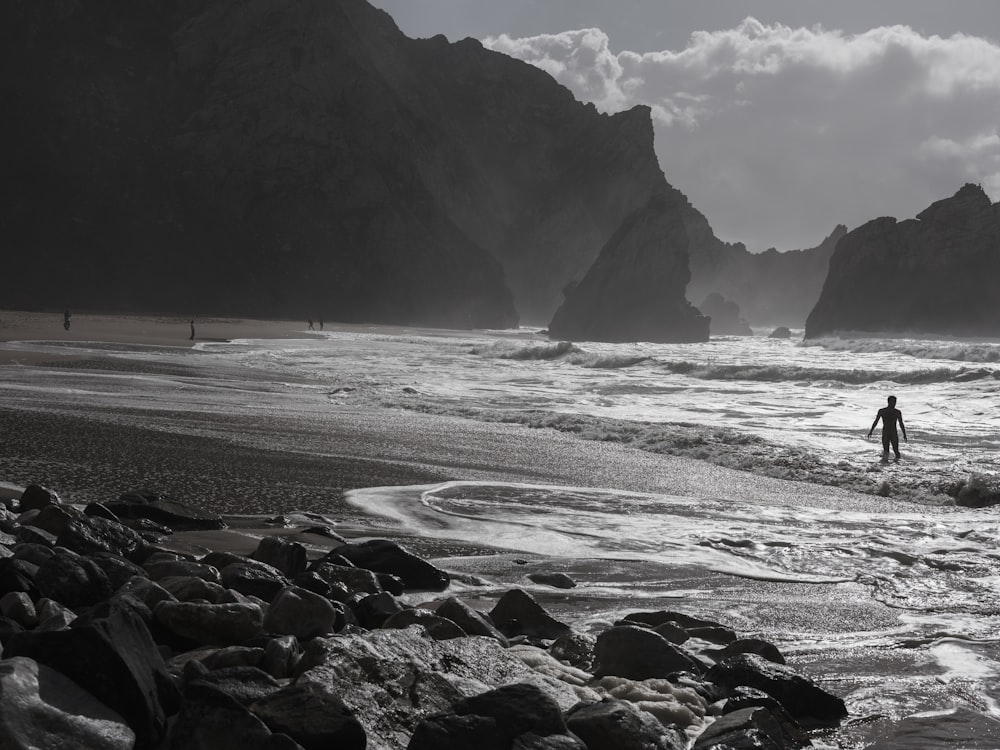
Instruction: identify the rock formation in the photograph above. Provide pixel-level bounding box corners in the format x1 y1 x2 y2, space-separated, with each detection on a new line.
688 226 848 328
698 293 752 336
548 192 710 343
806 184 1000 338
1 0 703 335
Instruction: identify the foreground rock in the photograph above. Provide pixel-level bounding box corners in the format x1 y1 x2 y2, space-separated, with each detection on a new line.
0 482 848 750
806 184 1000 337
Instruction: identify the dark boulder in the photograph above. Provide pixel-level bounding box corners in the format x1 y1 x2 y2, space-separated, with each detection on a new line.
331 540 450 592
154 601 264 646
3 607 180 749
263 586 339 640
705 653 847 728
565 698 687 750
436 597 509 646
188 666 282 707
769 326 792 339
58 515 147 562
107 491 225 531
250 681 367 750
0 655 136 749
18 484 60 512
526 572 576 589
167 681 296 750
383 608 467 640
221 562 290 601
34 549 113 609
353 591 406 629
489 588 571 640
594 625 704 679
707 637 785 665
252 536 308 579
692 705 809 749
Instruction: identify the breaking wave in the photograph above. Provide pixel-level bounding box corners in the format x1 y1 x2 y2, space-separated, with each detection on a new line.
471 341 648 369
804 337 1000 363
658 361 999 384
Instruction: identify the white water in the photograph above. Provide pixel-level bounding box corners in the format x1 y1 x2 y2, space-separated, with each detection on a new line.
3 325 1000 746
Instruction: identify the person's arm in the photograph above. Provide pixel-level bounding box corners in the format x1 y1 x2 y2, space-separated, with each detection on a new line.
868 412 881 437
899 413 907 441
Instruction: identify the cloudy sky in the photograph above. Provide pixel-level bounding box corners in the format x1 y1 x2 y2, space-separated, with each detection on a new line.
370 1 1000 252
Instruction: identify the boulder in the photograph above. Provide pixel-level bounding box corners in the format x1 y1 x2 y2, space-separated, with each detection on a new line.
250 681 367 750
187 666 283 706
158 575 228 603
383 608 468 640
0 558 40 599
565 698 688 750
408 713 506 750
707 637 785 665
167 681 294 750
18 484 60 512
0 592 37 628
155 601 264 646
296 628 590 749
692 705 809 749
769 326 792 339
252 536 308 578
526 572 576 589
57 515 147 562
3 607 179 749
330 540 450 591
436 597 509 646
705 653 847 728
107 491 226 531
309 562 381 596
90 553 148 591
261 634 301 679
144 559 222 584
352 591 406 629
489 588 571 640
548 631 596 670
263 586 339 640
0 656 136 750
594 625 703 680
24 502 79 536
34 549 114 609
221 562 289 601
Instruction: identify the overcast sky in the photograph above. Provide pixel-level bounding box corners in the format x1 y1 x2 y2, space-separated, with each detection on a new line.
370 1 1000 252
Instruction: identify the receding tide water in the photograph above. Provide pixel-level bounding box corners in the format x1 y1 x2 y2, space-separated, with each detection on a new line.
3 324 1000 748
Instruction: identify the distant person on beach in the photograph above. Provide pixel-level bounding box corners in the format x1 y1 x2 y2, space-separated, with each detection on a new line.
868 395 907 459
308 320 315 331
63 309 71 331
319 319 324 330
189 320 195 341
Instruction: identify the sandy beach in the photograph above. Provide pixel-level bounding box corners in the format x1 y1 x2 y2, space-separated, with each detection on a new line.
0 310 321 366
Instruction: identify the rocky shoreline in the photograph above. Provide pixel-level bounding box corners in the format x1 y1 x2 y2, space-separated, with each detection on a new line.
0 484 848 749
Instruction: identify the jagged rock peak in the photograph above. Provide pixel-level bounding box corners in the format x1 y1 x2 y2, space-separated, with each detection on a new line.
805 184 1000 338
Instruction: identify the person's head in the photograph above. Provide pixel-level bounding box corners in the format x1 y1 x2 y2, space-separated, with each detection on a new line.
887 396 897 406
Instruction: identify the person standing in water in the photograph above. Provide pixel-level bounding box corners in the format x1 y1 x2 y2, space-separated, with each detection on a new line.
868 395 907 459
63 309 71 331
189 320 195 341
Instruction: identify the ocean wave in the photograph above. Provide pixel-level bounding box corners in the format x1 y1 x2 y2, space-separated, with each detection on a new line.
804 337 1000 363
471 341 648 369
659 361 999 384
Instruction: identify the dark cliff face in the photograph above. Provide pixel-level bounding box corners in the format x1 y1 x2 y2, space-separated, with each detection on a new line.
687 226 848 328
548 191 710 343
1 0 690 332
805 184 1000 338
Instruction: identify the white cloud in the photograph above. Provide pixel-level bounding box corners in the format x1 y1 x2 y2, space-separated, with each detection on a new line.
484 19 1000 250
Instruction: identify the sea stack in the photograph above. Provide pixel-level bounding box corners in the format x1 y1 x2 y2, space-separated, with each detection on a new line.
806 184 1000 338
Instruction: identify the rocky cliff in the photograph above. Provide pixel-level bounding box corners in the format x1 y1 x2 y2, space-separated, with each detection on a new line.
687 226 847 328
1 0 696 333
806 184 1000 338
